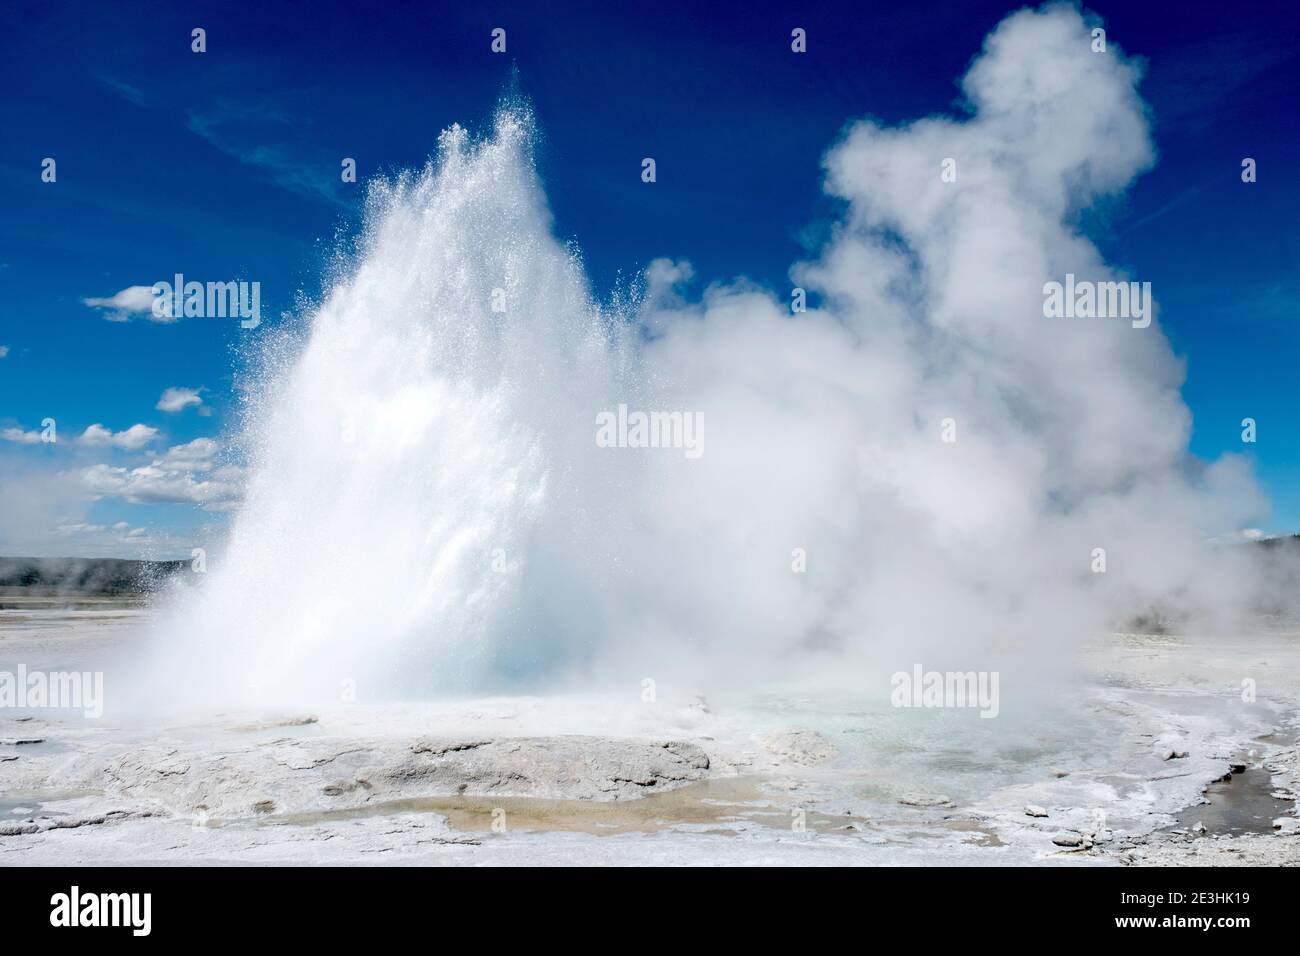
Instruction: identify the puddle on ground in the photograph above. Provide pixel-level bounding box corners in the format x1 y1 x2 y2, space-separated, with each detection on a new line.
252 776 1008 845
0 738 70 757
228 716 324 737
936 818 1007 847
0 789 100 820
1175 767 1290 836
261 777 874 837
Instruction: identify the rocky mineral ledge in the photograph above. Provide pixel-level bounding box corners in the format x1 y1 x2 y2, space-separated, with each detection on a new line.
6 734 711 823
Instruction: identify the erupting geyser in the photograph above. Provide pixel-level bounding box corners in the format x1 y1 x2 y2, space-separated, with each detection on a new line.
146 6 1270 713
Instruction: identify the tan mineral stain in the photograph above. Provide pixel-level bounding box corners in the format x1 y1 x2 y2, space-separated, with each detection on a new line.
267 776 871 837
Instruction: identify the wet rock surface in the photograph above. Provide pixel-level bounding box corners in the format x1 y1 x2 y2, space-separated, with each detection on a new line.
6 733 713 823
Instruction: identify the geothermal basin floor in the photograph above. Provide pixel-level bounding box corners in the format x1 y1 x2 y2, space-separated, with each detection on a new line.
1 605 1298 866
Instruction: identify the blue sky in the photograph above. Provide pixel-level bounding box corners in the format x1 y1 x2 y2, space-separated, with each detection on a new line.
1 0 1297 557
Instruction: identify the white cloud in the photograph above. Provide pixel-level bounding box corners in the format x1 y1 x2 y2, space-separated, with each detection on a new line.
0 345 9 358
1 426 43 444
80 462 242 509
83 285 171 323
1 454 221 558
157 386 205 413
156 436 220 468
79 437 243 510
86 521 145 538
50 521 174 551
79 423 160 450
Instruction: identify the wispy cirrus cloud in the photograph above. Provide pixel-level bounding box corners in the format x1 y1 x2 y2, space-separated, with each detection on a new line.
96 74 147 107
95 72 348 209
186 98 350 208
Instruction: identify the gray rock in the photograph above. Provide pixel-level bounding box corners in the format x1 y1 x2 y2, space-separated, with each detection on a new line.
1025 805 1049 818
898 792 952 808
405 735 711 799
760 729 839 766
83 734 713 820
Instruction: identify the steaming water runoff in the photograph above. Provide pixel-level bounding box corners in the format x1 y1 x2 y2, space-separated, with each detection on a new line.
6 10 1300 862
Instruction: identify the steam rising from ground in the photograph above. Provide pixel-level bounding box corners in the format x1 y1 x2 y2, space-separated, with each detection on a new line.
146 6 1272 710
